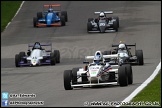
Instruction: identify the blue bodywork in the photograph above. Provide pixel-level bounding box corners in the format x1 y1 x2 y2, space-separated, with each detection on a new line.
38 12 61 26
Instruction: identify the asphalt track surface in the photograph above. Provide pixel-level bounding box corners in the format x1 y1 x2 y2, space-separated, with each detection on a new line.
1 1 161 107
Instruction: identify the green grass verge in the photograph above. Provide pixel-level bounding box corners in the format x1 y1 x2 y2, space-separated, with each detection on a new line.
1 1 22 32
122 70 161 107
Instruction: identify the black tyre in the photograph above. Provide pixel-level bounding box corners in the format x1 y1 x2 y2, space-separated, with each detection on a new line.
64 70 73 90
88 18 94 22
124 64 133 84
87 22 92 31
118 66 128 87
50 52 56 65
60 16 65 26
136 50 144 65
103 51 111 61
54 50 60 63
37 12 43 19
103 51 111 55
19 52 25 58
61 11 68 22
56 12 59 16
112 16 119 28
33 17 38 27
81 73 88 83
72 68 80 84
113 21 118 32
19 52 26 62
15 54 20 67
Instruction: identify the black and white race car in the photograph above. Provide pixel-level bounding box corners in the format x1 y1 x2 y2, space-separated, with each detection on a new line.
103 42 144 65
87 11 119 33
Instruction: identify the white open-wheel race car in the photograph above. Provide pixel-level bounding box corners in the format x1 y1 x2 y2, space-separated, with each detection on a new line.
63 51 133 90
15 42 60 67
103 42 144 66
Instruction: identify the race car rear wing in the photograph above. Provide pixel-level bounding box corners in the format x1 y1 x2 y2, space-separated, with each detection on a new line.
112 43 136 47
44 4 61 7
85 54 119 60
43 4 61 12
94 11 113 14
28 42 52 52
28 43 52 47
112 43 136 51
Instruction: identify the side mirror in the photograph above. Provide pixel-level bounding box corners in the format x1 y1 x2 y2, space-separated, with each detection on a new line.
83 61 89 64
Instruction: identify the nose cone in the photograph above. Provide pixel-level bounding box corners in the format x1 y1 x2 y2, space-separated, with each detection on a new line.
31 59 37 66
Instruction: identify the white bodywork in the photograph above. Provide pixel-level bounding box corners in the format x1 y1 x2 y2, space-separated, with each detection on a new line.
94 11 113 14
71 51 120 87
26 49 48 66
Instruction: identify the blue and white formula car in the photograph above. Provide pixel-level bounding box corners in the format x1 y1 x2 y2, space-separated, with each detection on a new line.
33 4 68 27
15 42 60 67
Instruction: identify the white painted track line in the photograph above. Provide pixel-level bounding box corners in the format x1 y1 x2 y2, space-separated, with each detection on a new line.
4 1 25 30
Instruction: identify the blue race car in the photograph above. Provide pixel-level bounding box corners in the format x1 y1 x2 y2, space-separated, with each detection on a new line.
15 42 60 67
33 4 68 27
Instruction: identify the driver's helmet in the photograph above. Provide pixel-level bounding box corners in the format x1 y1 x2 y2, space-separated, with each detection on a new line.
94 52 102 64
34 43 41 49
118 44 126 50
99 12 105 19
48 8 53 12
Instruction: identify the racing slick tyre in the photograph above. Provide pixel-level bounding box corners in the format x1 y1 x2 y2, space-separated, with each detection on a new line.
124 64 133 84
118 66 128 87
103 51 111 61
113 21 118 32
72 68 80 84
61 11 68 22
136 50 144 65
19 52 27 63
88 18 94 22
87 22 92 32
60 16 66 26
64 70 73 90
50 53 56 65
15 54 20 67
33 17 38 27
54 50 60 63
37 12 43 19
112 16 119 28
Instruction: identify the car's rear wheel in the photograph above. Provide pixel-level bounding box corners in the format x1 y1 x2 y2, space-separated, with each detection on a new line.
88 18 94 22
64 70 73 90
37 12 43 19
60 16 65 26
54 50 60 63
50 52 56 65
113 21 118 32
15 54 20 67
61 11 68 22
33 17 38 27
112 16 119 28
136 50 144 65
